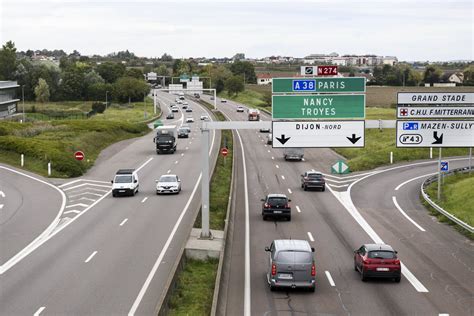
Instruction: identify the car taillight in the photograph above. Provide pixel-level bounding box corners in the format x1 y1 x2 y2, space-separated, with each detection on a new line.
271 263 276 276
311 263 316 276
304 177 308 181
394 259 400 265
264 203 270 208
285 203 290 208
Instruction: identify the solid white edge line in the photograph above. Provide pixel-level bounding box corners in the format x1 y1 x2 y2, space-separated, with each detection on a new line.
129 106 216 314
307 232 315 242
85 251 98 263
296 206 301 213
392 196 426 232
325 271 336 287
141 197 148 203
34 306 46 316
120 218 128 226
235 129 251 316
0 166 66 275
395 173 436 191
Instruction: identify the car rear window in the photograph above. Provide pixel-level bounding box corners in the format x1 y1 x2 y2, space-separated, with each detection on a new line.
368 251 396 259
308 174 323 179
268 197 287 205
277 251 312 264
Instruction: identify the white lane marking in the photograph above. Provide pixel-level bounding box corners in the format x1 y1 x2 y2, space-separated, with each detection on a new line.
327 184 349 188
129 113 216 314
271 157 274 160
296 206 301 213
288 188 292 194
136 157 154 173
141 197 148 203
301 158 305 162
84 251 98 263
395 173 436 191
69 197 96 203
439 314 449 316
189 141 192 144
181 153 184 157
69 187 109 194
120 218 128 226
323 171 375 180
392 196 426 232
60 179 112 188
175 160 179 164
0 204 3 209
129 173 202 314
307 232 315 242
65 203 88 208
281 175 285 180
63 183 111 191
34 306 46 316
68 192 103 198
0 190 5 198
264 144 267 147
325 271 336 287
0 166 66 275
328 187 429 293
276 165 279 169
64 210 80 215
58 179 82 188
325 178 356 184
267 150 270 153
185 147 189 150
167 169 171 174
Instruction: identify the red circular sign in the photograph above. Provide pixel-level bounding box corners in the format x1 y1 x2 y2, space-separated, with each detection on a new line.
74 151 85 161
220 148 228 157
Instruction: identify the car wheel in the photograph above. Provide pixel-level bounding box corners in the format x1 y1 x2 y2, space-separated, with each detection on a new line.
309 286 315 293
354 261 358 271
394 276 401 283
303 185 307 191
262 215 267 221
269 284 276 292
287 215 291 221
361 270 367 282
112 192 116 197
322 186 326 192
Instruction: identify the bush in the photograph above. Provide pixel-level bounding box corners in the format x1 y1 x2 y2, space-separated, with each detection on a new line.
92 102 106 113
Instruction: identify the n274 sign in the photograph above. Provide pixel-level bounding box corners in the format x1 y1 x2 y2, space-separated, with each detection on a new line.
300 66 338 76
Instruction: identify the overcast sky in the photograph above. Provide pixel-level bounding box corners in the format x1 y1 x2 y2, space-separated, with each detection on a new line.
1 0 473 61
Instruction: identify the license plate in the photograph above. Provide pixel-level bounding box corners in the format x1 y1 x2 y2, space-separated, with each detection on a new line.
274 210 282 214
376 267 389 271
278 273 292 279
119 190 125 192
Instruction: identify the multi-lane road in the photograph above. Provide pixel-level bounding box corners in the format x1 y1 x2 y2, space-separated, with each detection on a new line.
0 91 472 315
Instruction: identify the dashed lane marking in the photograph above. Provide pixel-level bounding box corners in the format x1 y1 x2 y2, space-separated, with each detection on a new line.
275 165 279 169
288 188 292 194
141 197 148 203
296 206 301 213
34 306 46 316
281 175 285 180
85 251 98 263
120 218 128 226
307 232 315 242
325 271 335 287
0 191 5 198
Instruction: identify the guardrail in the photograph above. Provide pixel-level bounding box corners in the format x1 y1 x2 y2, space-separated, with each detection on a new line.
421 166 473 233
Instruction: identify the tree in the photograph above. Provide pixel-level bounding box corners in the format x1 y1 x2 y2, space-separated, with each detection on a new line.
463 65 474 86
0 40 17 80
34 78 50 102
96 62 126 83
229 61 256 83
215 78 225 94
59 66 87 100
161 53 173 61
113 77 150 103
124 68 144 79
423 65 443 84
155 64 169 76
225 75 245 96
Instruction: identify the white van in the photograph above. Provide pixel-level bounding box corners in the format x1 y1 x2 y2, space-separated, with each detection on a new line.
111 169 139 197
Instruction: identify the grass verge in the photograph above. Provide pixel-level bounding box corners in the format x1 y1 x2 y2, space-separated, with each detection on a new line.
168 258 219 316
423 172 474 239
168 99 233 315
219 89 267 109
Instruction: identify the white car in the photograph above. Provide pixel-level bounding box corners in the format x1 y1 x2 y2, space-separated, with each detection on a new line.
200 114 209 120
221 98 227 103
171 106 179 112
156 174 181 194
183 101 189 105
111 169 139 197
186 116 194 123
236 106 244 112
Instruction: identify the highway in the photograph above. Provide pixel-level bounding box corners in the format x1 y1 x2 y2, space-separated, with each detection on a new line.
0 92 220 315
208 95 474 316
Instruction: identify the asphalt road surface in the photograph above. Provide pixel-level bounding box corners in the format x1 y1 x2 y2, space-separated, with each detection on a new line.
208 94 473 316
0 91 220 315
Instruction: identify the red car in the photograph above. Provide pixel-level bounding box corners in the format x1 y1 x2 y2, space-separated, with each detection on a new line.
354 244 401 282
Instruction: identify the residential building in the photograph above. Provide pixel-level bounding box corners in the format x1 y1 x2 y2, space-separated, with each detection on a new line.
0 81 20 118
440 72 464 84
257 73 272 85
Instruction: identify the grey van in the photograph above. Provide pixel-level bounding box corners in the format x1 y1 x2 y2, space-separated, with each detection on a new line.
265 240 316 292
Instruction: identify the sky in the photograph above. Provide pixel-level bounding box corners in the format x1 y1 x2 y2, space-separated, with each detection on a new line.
1 0 473 61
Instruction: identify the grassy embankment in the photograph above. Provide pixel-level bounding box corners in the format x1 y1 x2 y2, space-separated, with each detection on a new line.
424 172 474 238
168 101 232 315
0 99 157 177
229 85 474 171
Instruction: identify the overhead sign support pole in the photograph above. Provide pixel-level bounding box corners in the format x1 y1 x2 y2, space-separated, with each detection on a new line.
200 127 211 239
438 148 442 200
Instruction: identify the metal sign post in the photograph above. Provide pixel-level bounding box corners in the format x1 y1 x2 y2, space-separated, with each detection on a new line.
438 148 442 200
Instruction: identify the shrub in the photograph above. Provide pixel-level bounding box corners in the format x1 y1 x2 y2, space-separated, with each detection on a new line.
92 102 106 113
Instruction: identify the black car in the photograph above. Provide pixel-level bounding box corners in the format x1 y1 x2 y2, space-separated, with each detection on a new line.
177 127 189 138
261 194 291 221
166 113 175 119
301 171 325 191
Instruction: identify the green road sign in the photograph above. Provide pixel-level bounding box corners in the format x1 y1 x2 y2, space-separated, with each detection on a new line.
331 160 350 174
272 77 366 93
272 94 365 119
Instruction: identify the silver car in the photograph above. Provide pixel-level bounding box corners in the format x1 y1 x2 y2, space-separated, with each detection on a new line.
155 174 181 194
265 239 315 292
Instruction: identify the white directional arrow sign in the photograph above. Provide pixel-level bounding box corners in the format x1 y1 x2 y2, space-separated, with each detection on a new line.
272 121 365 148
396 120 474 147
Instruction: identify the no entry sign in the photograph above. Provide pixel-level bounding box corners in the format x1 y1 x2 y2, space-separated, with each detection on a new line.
74 151 85 161
220 148 228 157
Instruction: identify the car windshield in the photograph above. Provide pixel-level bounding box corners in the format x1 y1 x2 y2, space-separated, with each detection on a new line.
277 251 311 264
115 175 132 183
268 197 287 205
159 176 177 182
368 251 396 259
